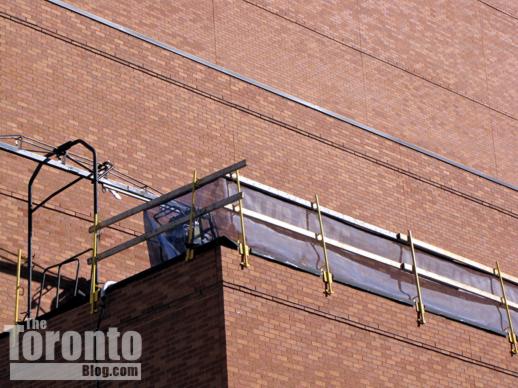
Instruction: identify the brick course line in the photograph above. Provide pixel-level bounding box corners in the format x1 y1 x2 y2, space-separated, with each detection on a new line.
99 280 223 328
1 12 516 221
222 280 518 378
60 272 518 378
477 0 518 20
242 0 518 120
43 0 518 192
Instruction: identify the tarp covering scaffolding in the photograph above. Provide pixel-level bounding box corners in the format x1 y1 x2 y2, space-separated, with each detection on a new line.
143 175 518 337
143 181 228 265
5 136 514 353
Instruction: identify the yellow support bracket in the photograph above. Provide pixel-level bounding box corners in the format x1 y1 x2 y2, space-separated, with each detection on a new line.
90 213 100 314
185 169 198 261
14 249 25 325
495 261 518 356
232 170 250 268
408 230 426 326
312 194 333 297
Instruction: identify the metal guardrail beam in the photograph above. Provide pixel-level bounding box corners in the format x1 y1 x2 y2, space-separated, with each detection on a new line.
0 140 157 202
397 233 518 288
495 262 518 356
226 205 518 311
89 160 246 233
234 175 518 288
231 170 250 268
312 194 333 296
89 192 243 264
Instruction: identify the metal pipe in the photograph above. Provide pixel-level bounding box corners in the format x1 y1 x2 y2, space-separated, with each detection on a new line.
73 260 80 298
27 157 49 319
35 270 47 318
408 230 426 326
0 136 159 201
185 169 197 261
234 170 250 268
56 265 62 309
313 194 333 296
496 261 518 355
27 184 32 319
90 192 243 264
26 139 98 319
14 249 23 325
91 159 246 233
35 256 82 317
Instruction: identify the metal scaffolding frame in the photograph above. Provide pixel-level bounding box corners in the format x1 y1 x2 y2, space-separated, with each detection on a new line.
25 139 98 319
233 174 518 288
223 198 518 310
0 135 161 319
1 135 516 356
0 135 160 202
87 160 247 265
2 135 248 314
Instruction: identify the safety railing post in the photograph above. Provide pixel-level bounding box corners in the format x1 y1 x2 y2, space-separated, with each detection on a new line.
14 249 23 325
186 170 198 261
312 194 333 296
232 170 250 268
408 230 426 326
495 261 518 356
90 214 100 314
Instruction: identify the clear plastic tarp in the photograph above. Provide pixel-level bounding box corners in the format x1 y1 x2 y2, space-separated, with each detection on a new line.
144 179 229 265
143 177 518 335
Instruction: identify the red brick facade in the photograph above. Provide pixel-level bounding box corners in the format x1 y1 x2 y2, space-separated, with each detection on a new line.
0 0 516 385
1 245 517 386
0 245 229 387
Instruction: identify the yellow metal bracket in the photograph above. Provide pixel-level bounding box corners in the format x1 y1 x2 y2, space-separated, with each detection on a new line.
495 261 518 356
232 170 250 268
90 213 101 314
312 194 333 297
14 249 26 325
185 169 198 261
408 230 426 326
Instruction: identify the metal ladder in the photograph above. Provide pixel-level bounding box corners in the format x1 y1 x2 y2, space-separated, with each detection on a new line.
34 249 89 318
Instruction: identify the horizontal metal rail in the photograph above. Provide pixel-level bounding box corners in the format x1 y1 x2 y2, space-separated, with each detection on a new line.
89 192 243 264
89 160 246 233
0 134 157 193
4 134 516 305
233 175 518 287
397 233 518 286
35 248 89 317
236 174 397 240
0 140 157 202
226 205 518 311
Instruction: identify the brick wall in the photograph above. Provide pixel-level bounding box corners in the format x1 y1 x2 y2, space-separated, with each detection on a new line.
0 245 229 387
62 0 518 182
1 245 517 386
221 247 518 387
0 0 516 331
